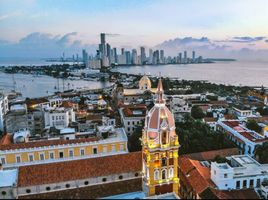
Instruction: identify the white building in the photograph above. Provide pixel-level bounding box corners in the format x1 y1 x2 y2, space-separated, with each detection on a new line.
211 155 268 192
168 95 191 122
217 120 268 156
233 107 253 119
44 107 75 130
119 105 147 136
0 94 8 132
0 167 18 199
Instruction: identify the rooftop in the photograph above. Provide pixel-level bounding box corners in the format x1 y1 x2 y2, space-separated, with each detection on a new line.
0 169 18 188
121 104 147 118
220 120 268 143
18 151 142 187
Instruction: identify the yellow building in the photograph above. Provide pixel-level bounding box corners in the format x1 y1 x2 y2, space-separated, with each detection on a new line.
0 128 128 169
142 78 179 197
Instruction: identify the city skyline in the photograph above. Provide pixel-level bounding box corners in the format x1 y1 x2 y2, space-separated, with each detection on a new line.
1 0 268 59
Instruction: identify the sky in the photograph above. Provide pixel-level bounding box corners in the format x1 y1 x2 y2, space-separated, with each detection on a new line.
1 0 268 59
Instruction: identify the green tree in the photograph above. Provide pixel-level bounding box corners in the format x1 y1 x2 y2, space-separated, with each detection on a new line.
128 124 143 152
191 105 205 119
246 119 262 133
254 142 268 164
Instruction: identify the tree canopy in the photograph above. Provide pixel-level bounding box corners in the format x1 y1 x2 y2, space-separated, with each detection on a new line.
246 119 262 133
191 105 205 119
255 142 268 164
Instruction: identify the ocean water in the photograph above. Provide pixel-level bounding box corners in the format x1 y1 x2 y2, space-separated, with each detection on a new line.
112 60 268 87
0 72 111 98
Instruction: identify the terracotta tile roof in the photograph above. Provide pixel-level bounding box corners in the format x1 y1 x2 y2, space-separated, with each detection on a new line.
204 117 217 122
184 148 239 161
179 157 215 194
0 137 99 151
122 105 147 118
18 152 142 187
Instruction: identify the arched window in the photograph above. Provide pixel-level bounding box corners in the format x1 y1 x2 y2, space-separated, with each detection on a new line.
162 131 168 145
154 170 159 180
169 168 174 178
162 169 167 180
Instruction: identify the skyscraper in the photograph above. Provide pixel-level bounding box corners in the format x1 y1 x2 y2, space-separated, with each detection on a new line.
100 33 106 44
192 51 196 62
178 53 182 64
153 50 160 65
160 50 164 64
149 49 153 64
82 49 88 65
132 49 138 65
140 47 146 65
106 43 111 64
121 48 125 56
125 51 131 65
99 33 108 67
183 51 187 63
113 47 118 63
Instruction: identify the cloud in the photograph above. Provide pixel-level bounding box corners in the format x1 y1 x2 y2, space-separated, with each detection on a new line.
106 33 121 37
227 36 266 43
0 32 97 58
0 11 21 21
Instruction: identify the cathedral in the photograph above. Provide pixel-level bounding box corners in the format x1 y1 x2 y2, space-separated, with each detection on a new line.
142 78 180 196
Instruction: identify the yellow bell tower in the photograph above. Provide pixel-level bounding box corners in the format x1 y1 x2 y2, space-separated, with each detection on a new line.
142 78 179 196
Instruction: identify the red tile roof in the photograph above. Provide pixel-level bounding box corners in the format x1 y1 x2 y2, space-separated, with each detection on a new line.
179 156 215 194
0 135 99 151
18 152 142 187
184 148 239 161
122 105 147 117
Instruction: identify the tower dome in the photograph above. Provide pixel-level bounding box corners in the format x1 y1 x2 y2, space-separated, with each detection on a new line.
139 75 152 91
143 78 177 148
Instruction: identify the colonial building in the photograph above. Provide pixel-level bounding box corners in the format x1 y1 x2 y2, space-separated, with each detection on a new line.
119 104 147 136
0 93 8 133
217 120 268 156
142 78 180 196
0 127 128 169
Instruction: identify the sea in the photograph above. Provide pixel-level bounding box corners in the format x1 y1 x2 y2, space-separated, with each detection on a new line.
0 58 267 98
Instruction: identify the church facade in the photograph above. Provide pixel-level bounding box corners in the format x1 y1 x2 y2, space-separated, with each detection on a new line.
142 78 180 196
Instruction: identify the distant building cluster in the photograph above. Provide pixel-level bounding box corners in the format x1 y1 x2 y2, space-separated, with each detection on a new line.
82 33 204 69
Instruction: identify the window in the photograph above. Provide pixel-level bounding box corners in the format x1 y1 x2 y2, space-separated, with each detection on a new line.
103 146 107 153
224 174 228 178
65 184 70 188
132 121 135 125
1 157 6 165
16 155 21 163
161 130 168 145
59 151 64 158
84 181 89 185
135 173 139 177
120 144 124 151
112 145 116 152
2 191 6 196
128 121 130 125
161 158 167 166
102 178 107 182
28 154 34 162
162 169 167 180
243 180 247 188
39 153 45 161
214 170 216 175
80 149 85 156
52 116 55 120
169 168 174 178
250 179 254 188
119 175 123 180
154 170 159 180
69 150 74 157
236 181 240 189
49 152 54 159
257 179 261 187
26 189 31 194
128 127 130 132
46 187 51 191
93 147 98 154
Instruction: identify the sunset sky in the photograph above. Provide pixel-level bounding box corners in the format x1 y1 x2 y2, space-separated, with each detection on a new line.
1 0 268 58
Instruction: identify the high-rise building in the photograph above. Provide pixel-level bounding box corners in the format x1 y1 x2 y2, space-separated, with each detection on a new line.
131 49 138 65
140 47 146 65
183 51 187 63
106 43 111 64
153 50 160 65
192 51 196 62
121 48 125 56
142 78 179 196
82 49 88 65
160 50 165 64
149 49 153 64
125 51 131 65
100 33 106 44
178 53 182 64
113 48 118 63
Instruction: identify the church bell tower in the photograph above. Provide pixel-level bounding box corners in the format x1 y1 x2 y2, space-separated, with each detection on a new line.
142 78 179 196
